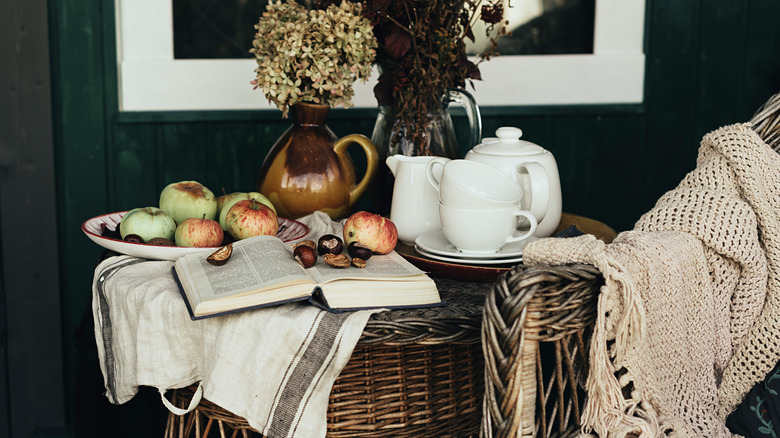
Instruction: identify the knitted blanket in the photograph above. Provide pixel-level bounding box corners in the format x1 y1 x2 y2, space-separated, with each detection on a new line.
523 124 780 436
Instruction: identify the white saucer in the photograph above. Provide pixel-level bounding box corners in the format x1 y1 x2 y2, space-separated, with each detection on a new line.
414 230 537 259
414 245 523 265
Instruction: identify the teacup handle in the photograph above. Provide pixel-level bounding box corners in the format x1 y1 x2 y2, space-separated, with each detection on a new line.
504 209 538 244
515 162 549 222
425 159 447 193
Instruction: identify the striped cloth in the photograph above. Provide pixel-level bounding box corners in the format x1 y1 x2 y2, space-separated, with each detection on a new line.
91 212 380 438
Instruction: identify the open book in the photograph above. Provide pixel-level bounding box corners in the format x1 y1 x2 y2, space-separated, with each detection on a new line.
173 235 441 319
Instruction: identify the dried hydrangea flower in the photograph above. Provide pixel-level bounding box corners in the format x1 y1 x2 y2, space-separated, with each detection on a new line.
250 0 377 116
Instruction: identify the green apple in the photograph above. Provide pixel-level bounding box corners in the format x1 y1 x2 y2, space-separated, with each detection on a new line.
159 180 218 224
174 217 224 247
218 192 250 230
218 192 277 230
248 192 276 214
216 191 247 217
119 207 177 242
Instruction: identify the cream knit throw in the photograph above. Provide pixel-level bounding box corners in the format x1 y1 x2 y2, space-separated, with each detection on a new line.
523 123 780 436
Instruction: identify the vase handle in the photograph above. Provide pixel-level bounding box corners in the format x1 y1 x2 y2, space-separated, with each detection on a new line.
333 134 379 210
447 88 482 148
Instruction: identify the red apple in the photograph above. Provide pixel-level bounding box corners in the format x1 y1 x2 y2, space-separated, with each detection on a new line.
217 192 277 231
343 211 398 254
224 199 279 240
174 216 224 247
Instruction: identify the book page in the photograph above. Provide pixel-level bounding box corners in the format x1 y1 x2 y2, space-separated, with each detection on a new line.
306 250 425 284
176 236 313 303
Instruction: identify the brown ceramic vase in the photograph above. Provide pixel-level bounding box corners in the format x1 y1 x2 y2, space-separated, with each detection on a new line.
257 102 378 220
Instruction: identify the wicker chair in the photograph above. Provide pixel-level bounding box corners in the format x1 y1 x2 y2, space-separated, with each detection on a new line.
480 91 780 438
481 262 602 438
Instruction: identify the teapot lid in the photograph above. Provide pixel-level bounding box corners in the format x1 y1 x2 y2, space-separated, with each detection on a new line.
472 127 545 156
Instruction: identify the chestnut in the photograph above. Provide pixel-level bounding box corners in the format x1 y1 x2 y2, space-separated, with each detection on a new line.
347 241 372 260
294 245 317 268
147 237 176 246
221 233 236 246
317 234 344 255
102 223 122 240
295 240 317 250
207 243 233 266
123 234 145 244
323 253 350 268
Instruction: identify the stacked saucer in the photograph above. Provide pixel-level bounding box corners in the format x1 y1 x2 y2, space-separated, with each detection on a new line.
414 230 538 266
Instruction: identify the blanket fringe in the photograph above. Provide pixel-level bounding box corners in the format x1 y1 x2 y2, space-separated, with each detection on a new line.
581 253 656 437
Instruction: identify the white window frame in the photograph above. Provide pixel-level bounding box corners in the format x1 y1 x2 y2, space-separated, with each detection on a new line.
116 0 645 112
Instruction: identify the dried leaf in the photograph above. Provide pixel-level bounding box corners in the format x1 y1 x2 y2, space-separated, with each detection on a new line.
372 0 393 9
465 24 475 42
385 26 412 59
311 0 506 150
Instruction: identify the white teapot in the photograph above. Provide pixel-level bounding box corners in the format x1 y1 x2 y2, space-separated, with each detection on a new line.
464 127 562 237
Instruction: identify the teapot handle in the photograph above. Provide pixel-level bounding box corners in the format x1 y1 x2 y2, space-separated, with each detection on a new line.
333 134 379 209
516 162 549 222
447 88 482 148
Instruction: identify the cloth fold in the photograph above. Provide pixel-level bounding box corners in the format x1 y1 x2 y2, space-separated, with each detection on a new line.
92 211 381 438
523 123 780 437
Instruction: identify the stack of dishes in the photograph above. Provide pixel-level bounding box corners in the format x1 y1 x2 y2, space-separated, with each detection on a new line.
414 230 537 266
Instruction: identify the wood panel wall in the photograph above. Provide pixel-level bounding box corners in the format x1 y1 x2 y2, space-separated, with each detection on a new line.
1 0 65 436
36 0 780 436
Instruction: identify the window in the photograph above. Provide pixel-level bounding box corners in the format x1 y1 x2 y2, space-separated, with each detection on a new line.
116 0 645 111
172 0 267 60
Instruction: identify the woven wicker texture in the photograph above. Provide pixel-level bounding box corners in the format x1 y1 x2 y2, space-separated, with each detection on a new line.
481 264 603 438
749 91 780 151
164 278 486 438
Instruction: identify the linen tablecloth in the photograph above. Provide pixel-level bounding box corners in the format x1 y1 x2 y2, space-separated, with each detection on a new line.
92 212 382 438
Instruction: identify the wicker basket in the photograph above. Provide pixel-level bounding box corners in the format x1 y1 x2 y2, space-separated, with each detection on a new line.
164 278 486 438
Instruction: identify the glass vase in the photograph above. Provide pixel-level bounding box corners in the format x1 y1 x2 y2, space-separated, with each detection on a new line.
369 88 482 215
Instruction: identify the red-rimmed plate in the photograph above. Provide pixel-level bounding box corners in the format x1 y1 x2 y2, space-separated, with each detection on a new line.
395 242 514 283
82 211 309 261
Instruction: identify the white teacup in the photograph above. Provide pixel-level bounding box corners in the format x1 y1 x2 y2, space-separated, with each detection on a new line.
425 159 522 208
438 202 538 254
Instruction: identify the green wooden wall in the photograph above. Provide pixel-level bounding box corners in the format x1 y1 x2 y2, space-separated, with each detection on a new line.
46 0 779 435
